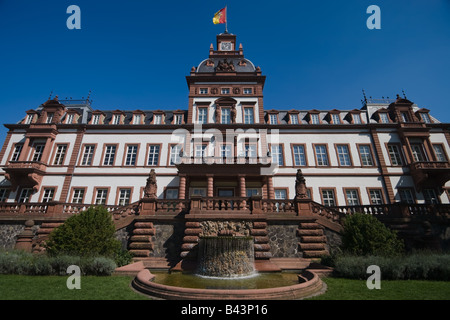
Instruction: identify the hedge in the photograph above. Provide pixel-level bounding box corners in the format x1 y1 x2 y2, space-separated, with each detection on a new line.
0 250 116 276
333 252 450 281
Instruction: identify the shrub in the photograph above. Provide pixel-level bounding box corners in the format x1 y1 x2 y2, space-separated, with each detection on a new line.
0 251 116 276
45 206 121 258
341 213 404 257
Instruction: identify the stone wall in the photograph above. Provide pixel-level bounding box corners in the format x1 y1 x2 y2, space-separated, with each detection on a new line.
0 223 24 250
151 221 184 264
267 222 302 258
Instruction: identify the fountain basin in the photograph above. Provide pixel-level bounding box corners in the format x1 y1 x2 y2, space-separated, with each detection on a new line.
132 269 325 300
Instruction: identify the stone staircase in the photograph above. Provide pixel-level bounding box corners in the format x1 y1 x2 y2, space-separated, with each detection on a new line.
297 220 328 258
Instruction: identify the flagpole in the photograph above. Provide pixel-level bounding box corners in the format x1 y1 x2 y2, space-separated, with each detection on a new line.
225 5 228 33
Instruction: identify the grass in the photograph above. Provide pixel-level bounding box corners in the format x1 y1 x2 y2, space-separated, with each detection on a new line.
0 274 449 300
310 277 450 300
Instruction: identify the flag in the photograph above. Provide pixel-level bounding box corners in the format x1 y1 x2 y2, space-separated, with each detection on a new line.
213 7 226 24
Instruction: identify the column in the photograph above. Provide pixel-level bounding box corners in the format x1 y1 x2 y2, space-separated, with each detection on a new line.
267 176 275 199
239 174 246 197
207 174 214 197
179 174 186 200
18 137 31 161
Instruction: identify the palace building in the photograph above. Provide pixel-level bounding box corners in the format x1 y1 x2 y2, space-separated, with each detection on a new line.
1 32 449 261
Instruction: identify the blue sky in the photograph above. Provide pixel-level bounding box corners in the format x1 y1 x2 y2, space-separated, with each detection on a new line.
0 0 449 142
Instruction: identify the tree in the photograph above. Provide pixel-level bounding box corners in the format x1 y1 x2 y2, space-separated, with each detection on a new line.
341 213 404 256
46 206 121 258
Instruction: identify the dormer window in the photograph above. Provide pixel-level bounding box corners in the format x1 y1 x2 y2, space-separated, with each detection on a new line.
331 114 341 124
112 114 121 125
25 114 34 124
66 113 74 124
92 114 100 125
269 113 278 124
401 112 409 123
290 114 299 124
154 114 162 124
379 112 390 124
174 114 183 125
133 114 142 124
420 112 431 124
310 113 320 124
353 113 362 124
46 112 54 124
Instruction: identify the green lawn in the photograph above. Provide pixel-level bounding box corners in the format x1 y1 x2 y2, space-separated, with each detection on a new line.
310 277 450 300
0 275 449 300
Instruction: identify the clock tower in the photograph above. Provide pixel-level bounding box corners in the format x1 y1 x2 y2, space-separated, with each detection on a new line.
186 32 266 124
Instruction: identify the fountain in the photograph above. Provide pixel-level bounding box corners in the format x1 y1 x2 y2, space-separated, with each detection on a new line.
197 236 255 278
132 231 325 300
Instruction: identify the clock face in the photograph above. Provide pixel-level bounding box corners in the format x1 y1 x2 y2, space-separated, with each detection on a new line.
220 42 233 51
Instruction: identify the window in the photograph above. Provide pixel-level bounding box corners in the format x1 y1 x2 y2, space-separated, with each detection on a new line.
103 145 117 166
345 189 360 205
269 114 278 124
420 113 431 124
32 144 45 162
358 145 374 166
290 114 299 124
433 144 447 162
198 108 208 124
331 114 341 124
25 114 34 124
92 114 100 125
112 115 121 125
118 189 131 206
292 145 306 166
153 114 162 124
321 189 336 206
169 145 182 165
243 88 252 94
244 144 257 158
243 107 254 124
147 145 160 166
81 145 95 165
423 189 439 204
274 189 287 200
199 88 208 94
401 112 409 122
221 88 230 94
18 188 32 203
411 144 426 162
310 114 320 124
66 113 74 124
271 145 284 166
379 113 390 124
195 145 207 159
190 188 206 197
246 188 261 197
125 145 138 166
387 144 403 166
352 113 362 124
11 144 23 161
336 145 351 166
42 188 55 202
165 188 179 199
95 189 108 205
72 188 85 204
133 114 142 125
368 189 384 205
174 114 183 125
221 108 231 124
399 189 415 204
315 145 329 166
46 113 54 124
221 144 232 158
53 145 67 165
0 188 9 202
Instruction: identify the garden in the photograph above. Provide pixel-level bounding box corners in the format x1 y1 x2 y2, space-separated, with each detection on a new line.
0 207 449 300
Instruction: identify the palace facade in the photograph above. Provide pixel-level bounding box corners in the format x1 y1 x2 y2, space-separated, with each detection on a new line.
1 32 449 208
1 33 450 261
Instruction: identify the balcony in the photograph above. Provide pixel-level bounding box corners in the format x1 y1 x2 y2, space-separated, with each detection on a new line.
409 161 450 191
3 161 48 192
176 156 273 175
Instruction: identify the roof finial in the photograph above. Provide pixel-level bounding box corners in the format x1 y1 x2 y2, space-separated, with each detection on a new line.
402 89 407 99
87 90 92 101
362 89 367 102
48 90 53 100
